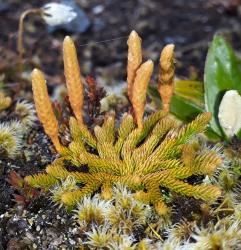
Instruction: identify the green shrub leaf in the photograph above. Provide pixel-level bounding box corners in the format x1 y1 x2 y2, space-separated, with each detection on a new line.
148 85 204 122
204 35 241 138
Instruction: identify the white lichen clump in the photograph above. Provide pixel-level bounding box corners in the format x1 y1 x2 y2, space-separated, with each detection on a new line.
0 98 36 158
71 185 155 248
42 3 77 26
218 90 241 138
51 176 78 205
76 194 112 230
187 217 241 250
15 101 37 129
0 121 23 158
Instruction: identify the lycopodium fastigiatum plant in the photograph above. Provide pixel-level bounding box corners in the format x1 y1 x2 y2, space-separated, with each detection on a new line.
25 31 222 216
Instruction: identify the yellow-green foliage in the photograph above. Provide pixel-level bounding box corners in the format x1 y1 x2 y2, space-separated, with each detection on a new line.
25 33 222 216
0 121 23 158
25 110 222 215
0 91 11 112
0 99 36 158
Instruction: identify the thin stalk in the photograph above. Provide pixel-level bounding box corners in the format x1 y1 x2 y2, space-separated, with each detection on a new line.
213 197 232 215
147 224 163 241
18 8 42 72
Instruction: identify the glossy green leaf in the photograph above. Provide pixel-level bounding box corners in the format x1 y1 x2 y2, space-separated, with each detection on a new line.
148 85 204 122
205 127 223 142
174 80 204 106
236 128 241 139
170 94 204 122
204 35 241 138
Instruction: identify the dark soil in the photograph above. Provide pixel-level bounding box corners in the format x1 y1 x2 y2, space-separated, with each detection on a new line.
1 0 241 85
1 0 241 249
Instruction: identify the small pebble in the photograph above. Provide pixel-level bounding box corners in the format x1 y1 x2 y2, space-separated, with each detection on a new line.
92 5 104 14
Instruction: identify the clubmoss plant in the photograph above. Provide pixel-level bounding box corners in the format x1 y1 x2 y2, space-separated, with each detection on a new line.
25 31 222 216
